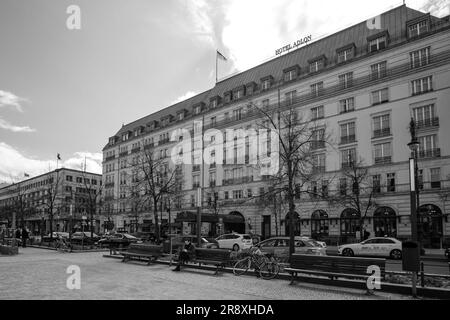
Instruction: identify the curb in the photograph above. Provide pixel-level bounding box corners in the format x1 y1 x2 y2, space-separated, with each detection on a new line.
29 245 109 253
103 254 450 299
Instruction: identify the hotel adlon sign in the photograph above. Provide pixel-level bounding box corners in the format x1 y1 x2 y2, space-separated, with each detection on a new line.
275 35 312 56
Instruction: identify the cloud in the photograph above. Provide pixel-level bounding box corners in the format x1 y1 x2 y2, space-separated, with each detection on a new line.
0 142 102 183
0 118 36 133
170 91 197 105
0 90 27 112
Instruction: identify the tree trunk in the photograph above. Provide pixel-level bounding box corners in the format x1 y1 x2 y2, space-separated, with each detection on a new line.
153 201 160 242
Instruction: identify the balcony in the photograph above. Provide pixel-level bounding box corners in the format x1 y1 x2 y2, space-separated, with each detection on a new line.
144 143 154 150
311 141 326 150
105 182 115 189
418 148 441 159
209 163 216 169
193 165 201 172
192 183 200 189
119 151 129 158
159 139 171 146
340 135 356 145
131 147 141 154
373 128 391 138
374 156 392 165
416 118 439 130
223 176 254 186
105 155 116 162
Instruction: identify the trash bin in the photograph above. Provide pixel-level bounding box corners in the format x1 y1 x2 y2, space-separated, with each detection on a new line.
402 241 420 272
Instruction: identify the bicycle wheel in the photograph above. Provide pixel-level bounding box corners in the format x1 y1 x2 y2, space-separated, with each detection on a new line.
259 260 280 280
233 257 251 276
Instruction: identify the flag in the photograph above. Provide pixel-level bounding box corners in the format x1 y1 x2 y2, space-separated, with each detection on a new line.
57 153 61 160
217 50 227 61
24 173 30 178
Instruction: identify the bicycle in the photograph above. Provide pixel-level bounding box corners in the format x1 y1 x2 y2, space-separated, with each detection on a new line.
233 247 280 280
55 237 72 253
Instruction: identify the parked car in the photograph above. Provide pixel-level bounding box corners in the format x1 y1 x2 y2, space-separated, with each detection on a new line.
445 247 449 260
338 237 402 259
98 233 142 248
165 235 219 253
130 232 155 242
42 232 69 242
71 232 101 245
215 233 253 251
255 237 326 262
300 237 327 248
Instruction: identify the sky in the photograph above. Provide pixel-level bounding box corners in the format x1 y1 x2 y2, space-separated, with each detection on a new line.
0 0 449 183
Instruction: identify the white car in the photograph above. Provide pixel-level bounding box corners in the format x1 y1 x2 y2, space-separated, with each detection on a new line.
300 237 327 248
215 233 253 251
338 237 402 260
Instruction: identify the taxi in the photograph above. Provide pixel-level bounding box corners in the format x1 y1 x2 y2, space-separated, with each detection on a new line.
338 237 402 260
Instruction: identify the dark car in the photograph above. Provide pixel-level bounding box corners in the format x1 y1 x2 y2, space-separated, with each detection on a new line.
98 233 142 248
445 248 449 260
130 232 155 242
164 235 219 253
71 232 101 245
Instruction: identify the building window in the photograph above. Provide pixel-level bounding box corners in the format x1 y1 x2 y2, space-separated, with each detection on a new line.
309 59 324 73
66 175 73 182
311 129 325 150
410 47 430 68
339 178 347 196
340 122 356 145
339 98 354 114
373 114 390 138
371 88 389 105
312 153 326 173
234 89 244 100
374 142 392 164
211 99 218 109
339 72 353 89
418 169 424 190
321 180 329 198
412 76 432 96
285 90 297 106
387 173 395 192
370 61 387 80
408 20 429 38
311 210 329 237
233 108 242 121
210 116 217 127
373 175 381 194
337 47 354 63
247 189 252 198
430 168 441 189
341 148 356 168
413 104 437 129
284 69 298 82
224 191 229 200
193 175 200 189
233 190 243 199
418 134 440 158
310 181 318 198
76 177 82 183
311 82 324 97
311 106 324 120
262 79 271 91
369 36 387 52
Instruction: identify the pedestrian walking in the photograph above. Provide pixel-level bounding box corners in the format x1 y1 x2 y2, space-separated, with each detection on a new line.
21 227 29 248
15 227 21 239
172 239 196 271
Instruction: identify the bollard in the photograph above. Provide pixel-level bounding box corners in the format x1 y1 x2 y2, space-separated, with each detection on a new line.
420 262 425 287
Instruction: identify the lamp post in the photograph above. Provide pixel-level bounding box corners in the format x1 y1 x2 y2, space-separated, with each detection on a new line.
407 117 420 298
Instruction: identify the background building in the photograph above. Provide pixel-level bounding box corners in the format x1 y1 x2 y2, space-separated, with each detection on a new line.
101 5 450 248
0 168 102 236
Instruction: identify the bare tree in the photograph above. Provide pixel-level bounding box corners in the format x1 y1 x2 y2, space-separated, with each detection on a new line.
39 171 63 240
79 170 103 238
327 157 378 241
249 99 330 257
131 145 182 241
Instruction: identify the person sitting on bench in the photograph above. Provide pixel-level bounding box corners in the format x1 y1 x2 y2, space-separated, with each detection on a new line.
173 239 196 271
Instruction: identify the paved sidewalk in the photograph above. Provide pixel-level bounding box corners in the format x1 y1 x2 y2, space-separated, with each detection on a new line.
0 248 414 300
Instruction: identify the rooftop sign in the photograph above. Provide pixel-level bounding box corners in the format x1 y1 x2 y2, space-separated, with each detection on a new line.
275 35 312 56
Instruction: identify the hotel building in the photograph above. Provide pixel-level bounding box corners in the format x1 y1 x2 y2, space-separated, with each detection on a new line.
101 5 450 248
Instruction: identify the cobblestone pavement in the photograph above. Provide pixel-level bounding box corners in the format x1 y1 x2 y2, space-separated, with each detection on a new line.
0 248 413 300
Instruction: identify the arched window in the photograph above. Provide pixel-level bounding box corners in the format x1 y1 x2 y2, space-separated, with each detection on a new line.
285 212 300 236
373 207 397 238
311 210 329 238
340 208 360 238
418 204 443 249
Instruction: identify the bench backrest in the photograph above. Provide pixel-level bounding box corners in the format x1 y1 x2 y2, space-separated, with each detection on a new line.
290 254 386 276
127 244 163 255
195 248 231 261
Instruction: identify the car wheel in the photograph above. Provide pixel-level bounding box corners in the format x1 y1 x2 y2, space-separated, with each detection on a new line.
342 248 354 257
390 249 402 260
233 244 240 251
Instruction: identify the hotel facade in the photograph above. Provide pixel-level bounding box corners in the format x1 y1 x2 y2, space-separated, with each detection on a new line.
101 5 450 248
0 168 102 235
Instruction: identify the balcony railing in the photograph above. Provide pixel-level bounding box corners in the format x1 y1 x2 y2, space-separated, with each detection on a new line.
119 151 129 157
416 118 439 129
144 143 154 150
340 135 356 145
311 141 326 150
159 139 171 146
223 176 254 186
105 182 115 188
374 156 392 165
418 148 441 159
131 147 141 154
105 156 116 162
373 128 391 138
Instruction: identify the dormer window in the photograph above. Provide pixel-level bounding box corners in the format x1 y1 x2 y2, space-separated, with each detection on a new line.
193 102 205 115
408 19 429 38
122 132 130 142
261 76 273 91
177 112 184 121
336 44 355 63
368 32 389 53
283 65 299 82
209 96 221 109
246 82 256 95
233 86 245 100
109 137 117 145
224 91 232 103
308 56 326 73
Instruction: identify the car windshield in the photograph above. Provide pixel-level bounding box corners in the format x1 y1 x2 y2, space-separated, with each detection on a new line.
123 234 137 239
242 235 251 240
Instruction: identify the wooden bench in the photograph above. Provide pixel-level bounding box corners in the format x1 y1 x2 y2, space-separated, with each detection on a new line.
285 254 386 286
119 244 163 265
177 248 232 275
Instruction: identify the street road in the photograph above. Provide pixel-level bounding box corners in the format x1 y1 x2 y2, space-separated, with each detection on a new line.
0 248 413 300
